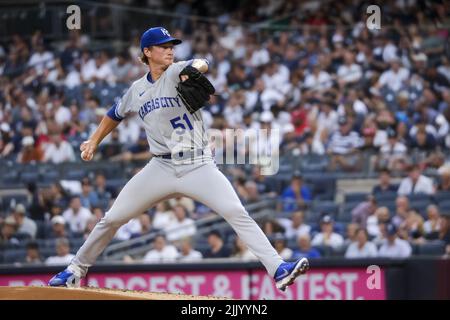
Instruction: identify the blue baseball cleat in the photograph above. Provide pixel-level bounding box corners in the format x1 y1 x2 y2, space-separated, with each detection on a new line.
274 257 310 291
48 268 81 288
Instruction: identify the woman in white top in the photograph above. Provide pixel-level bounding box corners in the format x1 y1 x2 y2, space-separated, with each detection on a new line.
345 228 378 258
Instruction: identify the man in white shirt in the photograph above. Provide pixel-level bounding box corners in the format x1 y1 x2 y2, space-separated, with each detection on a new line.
45 238 75 265
345 228 378 258
43 133 76 164
397 164 435 195
279 211 311 240
375 58 410 92
311 215 344 250
143 234 179 263
62 196 93 234
177 237 203 262
12 203 37 239
378 223 412 258
164 205 196 242
28 41 55 75
337 51 362 87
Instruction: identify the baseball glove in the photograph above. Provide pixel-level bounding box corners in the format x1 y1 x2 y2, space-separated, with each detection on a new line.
176 65 215 114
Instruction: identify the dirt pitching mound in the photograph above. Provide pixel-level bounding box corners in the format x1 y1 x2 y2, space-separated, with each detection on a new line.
0 286 230 300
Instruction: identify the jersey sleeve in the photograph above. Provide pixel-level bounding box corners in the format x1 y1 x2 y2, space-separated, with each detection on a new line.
106 85 134 121
166 60 194 83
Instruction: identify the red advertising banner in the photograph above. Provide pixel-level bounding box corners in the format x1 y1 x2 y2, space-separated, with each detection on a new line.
0 267 386 300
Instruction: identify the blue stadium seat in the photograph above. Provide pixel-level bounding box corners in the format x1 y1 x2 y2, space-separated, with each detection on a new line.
408 193 432 202
416 241 446 256
20 171 39 183
337 209 353 223
344 192 368 203
312 202 339 216
312 245 332 257
434 191 450 204
2 194 29 211
3 249 26 264
374 191 398 202
438 200 450 212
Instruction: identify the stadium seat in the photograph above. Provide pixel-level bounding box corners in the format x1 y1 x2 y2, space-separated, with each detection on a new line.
408 193 432 202
2 194 29 211
434 191 450 204
344 192 368 203
374 191 397 202
438 200 450 212
416 241 446 256
312 245 332 257
20 171 39 183
3 249 26 264
312 202 339 216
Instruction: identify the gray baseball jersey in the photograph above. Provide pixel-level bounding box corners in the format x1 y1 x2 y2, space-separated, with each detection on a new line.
111 60 212 162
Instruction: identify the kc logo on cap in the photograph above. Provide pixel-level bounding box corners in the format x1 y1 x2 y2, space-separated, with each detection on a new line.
140 26 182 51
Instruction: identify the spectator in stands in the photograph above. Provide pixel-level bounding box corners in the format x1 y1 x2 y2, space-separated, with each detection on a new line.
436 165 450 192
62 195 93 234
164 205 196 242
271 233 293 260
372 168 398 195
152 201 175 230
351 194 378 228
311 215 344 250
424 204 442 240
45 238 75 265
392 196 410 228
250 165 276 196
83 216 99 240
0 216 20 248
345 223 360 246
261 218 286 238
278 171 312 212
204 230 230 258
24 241 42 264
114 215 142 241
378 223 412 258
345 228 378 258
0 122 15 158
93 172 114 203
143 234 179 263
231 236 257 261
12 203 37 239
376 128 408 172
138 213 153 236
168 196 195 214
367 206 391 238
399 208 425 244
48 215 69 239
79 178 99 209
280 211 311 240
327 115 364 172
292 234 321 260
43 132 76 164
397 164 435 195
177 237 203 262
374 58 410 94
16 136 44 163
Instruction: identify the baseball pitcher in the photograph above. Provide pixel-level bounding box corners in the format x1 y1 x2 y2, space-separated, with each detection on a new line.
48 27 309 292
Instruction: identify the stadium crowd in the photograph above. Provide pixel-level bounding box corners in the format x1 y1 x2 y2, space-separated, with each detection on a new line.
1 0 450 264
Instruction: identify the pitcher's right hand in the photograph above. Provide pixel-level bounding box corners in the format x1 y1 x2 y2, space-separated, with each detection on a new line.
80 140 97 161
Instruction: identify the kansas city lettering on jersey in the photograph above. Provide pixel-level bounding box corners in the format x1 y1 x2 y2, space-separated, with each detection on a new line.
139 97 182 120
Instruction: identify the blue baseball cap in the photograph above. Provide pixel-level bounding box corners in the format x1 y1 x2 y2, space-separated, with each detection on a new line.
140 27 182 51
